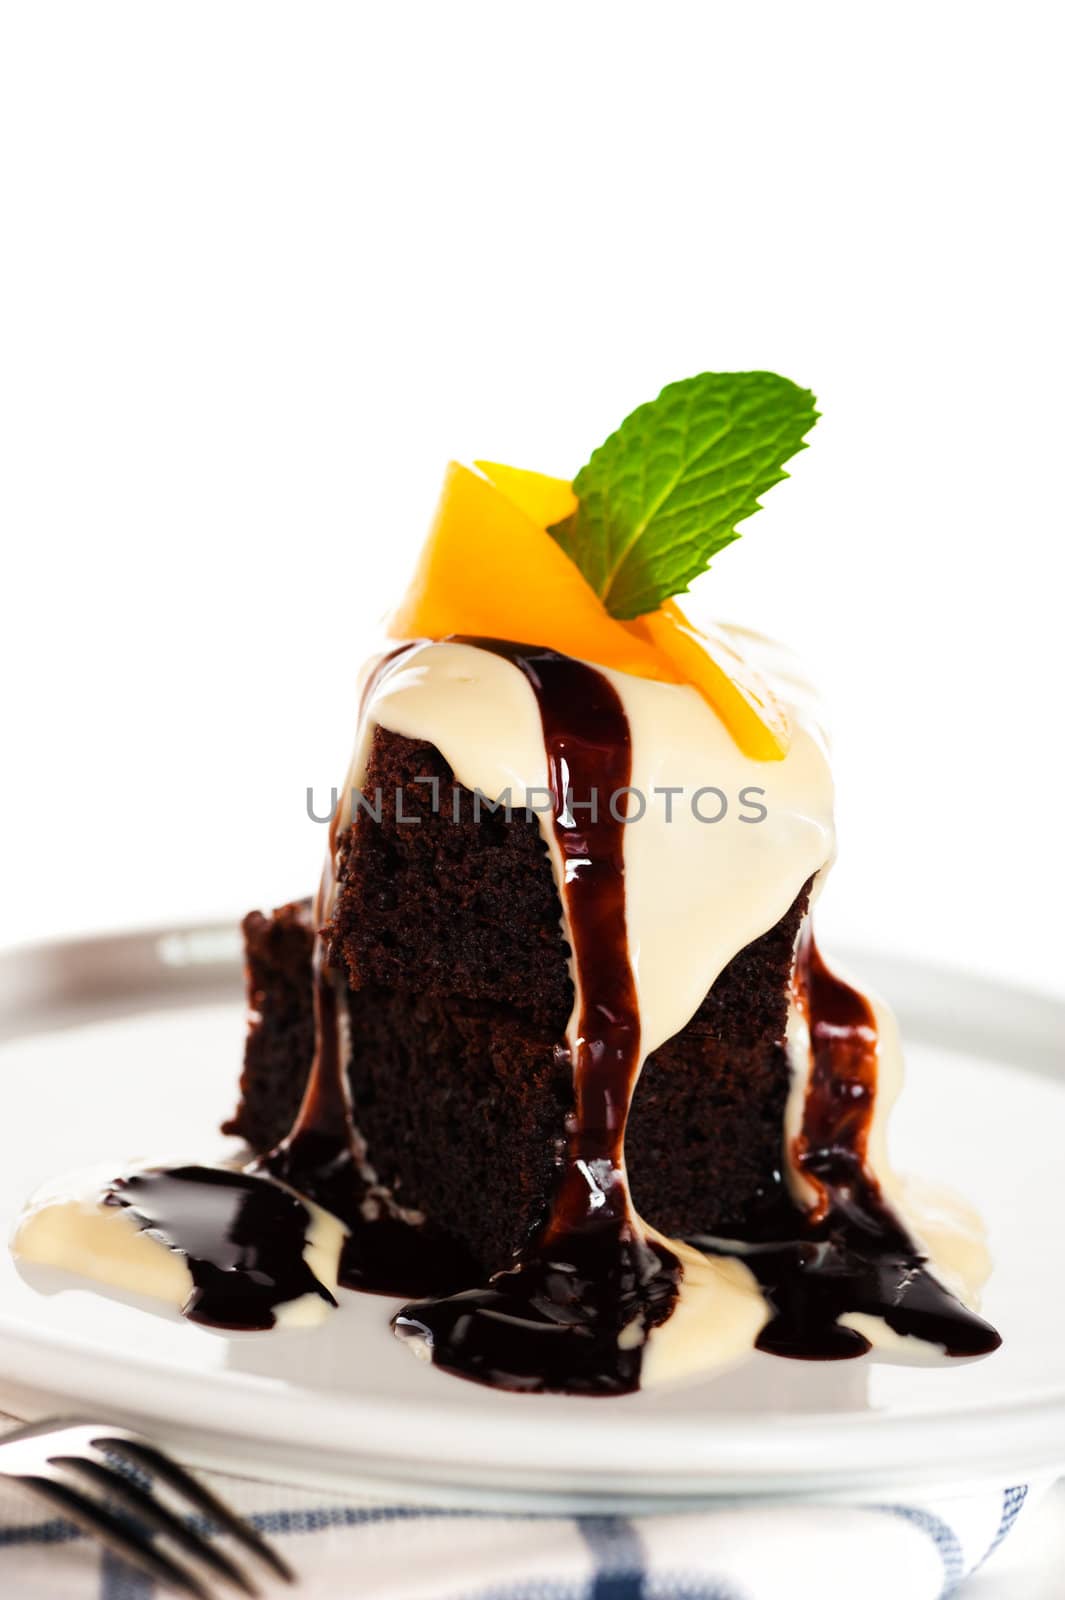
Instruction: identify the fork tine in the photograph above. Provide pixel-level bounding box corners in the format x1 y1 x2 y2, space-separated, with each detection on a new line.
97 1436 294 1583
52 1455 260 1597
19 1473 214 1599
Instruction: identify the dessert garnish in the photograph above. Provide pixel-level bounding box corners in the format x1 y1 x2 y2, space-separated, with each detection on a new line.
391 371 816 758
12 371 1000 1395
547 370 818 620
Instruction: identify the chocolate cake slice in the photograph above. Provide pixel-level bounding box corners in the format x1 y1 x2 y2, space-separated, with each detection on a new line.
227 725 809 1277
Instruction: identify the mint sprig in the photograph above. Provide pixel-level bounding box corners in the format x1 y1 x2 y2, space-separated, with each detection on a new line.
548 371 818 620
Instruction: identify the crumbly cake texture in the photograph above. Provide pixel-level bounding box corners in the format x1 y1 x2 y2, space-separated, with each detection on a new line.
224 901 317 1155
225 727 810 1273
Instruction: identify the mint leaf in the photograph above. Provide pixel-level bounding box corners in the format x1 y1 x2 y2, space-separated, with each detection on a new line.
549 371 818 620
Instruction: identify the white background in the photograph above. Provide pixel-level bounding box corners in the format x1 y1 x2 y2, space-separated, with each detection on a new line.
2 3 1062 997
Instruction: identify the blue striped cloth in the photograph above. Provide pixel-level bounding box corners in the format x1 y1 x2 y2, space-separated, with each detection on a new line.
0 1464 1046 1600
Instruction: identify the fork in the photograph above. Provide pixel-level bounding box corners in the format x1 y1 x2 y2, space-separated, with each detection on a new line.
0 1418 295 1596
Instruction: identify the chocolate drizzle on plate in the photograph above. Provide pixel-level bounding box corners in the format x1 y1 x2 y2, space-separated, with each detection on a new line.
103 1165 336 1330
693 930 1001 1359
393 641 681 1394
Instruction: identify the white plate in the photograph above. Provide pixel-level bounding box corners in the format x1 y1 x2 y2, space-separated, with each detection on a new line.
0 924 1063 1510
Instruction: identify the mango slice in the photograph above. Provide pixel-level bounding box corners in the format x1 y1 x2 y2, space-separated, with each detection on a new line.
389 462 791 760
625 600 792 760
387 463 678 682
474 461 577 529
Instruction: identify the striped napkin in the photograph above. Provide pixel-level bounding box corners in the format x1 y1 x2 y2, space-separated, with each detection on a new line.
0 1454 1050 1600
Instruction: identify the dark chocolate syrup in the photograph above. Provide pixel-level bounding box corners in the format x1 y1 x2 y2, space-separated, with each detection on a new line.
693 930 1001 1359
104 1165 336 1331
392 641 682 1395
